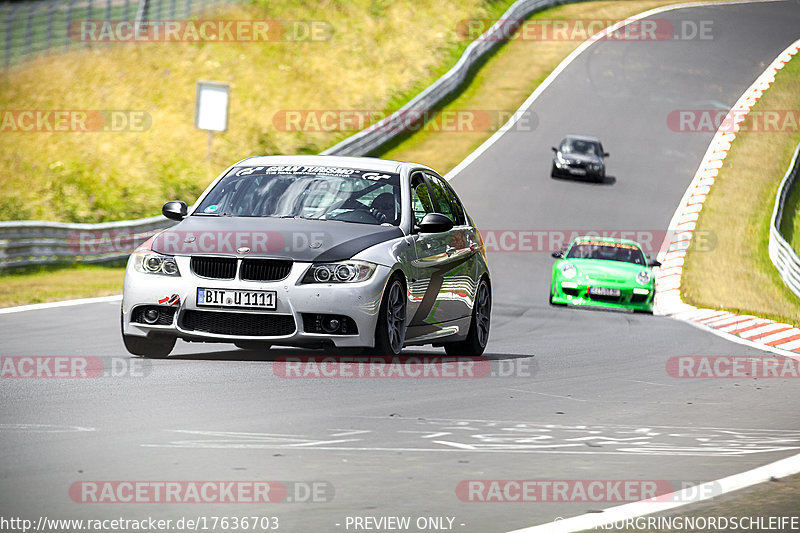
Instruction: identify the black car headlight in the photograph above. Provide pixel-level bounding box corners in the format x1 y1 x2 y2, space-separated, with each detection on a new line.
132 251 181 276
301 261 376 284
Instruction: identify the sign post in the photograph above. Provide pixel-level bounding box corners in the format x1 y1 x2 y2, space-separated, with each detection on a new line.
195 81 230 159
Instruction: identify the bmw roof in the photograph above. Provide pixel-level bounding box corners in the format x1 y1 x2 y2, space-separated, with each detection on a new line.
563 134 602 143
232 154 433 174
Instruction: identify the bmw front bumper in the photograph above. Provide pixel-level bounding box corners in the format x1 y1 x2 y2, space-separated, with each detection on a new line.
121 256 392 348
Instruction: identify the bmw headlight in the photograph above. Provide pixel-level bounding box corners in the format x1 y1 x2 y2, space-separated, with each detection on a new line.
636 270 652 284
590 163 601 170
133 251 181 276
558 262 577 279
301 261 376 284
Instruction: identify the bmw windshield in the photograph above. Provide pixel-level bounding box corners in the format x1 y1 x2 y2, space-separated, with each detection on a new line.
566 241 646 265
195 165 401 226
560 138 600 157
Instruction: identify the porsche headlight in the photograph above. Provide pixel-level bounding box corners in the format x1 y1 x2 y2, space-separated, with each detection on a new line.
636 270 652 284
301 261 376 284
558 262 577 279
132 251 181 276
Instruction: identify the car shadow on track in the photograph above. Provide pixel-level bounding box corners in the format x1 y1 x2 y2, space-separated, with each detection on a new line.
164 346 535 364
551 173 617 186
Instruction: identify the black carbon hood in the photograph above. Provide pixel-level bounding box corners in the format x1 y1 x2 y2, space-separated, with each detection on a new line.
151 216 404 262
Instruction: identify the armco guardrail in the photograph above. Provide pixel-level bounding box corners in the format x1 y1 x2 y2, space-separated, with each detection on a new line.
769 142 800 298
1 0 228 68
1 0 586 269
0 215 175 269
323 0 582 156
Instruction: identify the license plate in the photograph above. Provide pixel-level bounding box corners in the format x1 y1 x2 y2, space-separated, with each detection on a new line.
197 288 277 309
569 168 587 175
589 286 620 297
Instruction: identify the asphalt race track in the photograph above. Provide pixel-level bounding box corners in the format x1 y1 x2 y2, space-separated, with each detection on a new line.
2 2 800 532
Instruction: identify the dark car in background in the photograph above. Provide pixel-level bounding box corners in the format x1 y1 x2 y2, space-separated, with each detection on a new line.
551 135 608 182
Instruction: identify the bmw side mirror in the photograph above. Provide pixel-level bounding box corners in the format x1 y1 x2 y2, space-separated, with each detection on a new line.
648 259 662 268
162 200 188 221
551 250 564 259
603 152 610 157
551 147 558 152
418 213 454 233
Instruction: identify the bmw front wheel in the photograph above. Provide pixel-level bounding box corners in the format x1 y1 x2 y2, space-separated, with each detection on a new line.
373 276 407 356
120 310 175 358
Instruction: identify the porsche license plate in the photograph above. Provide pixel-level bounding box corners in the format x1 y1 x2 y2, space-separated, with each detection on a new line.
197 288 277 309
589 286 620 297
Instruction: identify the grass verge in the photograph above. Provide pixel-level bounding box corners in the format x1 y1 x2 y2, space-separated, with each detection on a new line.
682 52 800 325
0 265 124 308
0 0 515 223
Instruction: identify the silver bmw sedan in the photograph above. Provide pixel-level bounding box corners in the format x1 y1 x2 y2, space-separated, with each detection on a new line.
121 155 491 358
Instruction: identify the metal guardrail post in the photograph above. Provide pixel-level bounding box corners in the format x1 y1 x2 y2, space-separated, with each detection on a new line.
24 3 36 58
135 0 149 24
45 1 56 51
4 4 19 68
65 0 78 49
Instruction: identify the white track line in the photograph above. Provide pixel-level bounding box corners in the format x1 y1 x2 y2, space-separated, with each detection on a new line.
508 453 800 532
0 294 121 315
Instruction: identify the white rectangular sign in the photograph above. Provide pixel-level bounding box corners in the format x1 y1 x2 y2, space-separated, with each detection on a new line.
195 81 230 132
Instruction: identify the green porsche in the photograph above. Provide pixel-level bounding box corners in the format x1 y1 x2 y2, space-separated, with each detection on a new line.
549 236 661 313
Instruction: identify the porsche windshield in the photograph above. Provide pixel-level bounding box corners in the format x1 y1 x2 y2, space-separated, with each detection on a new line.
566 241 646 265
195 166 401 226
